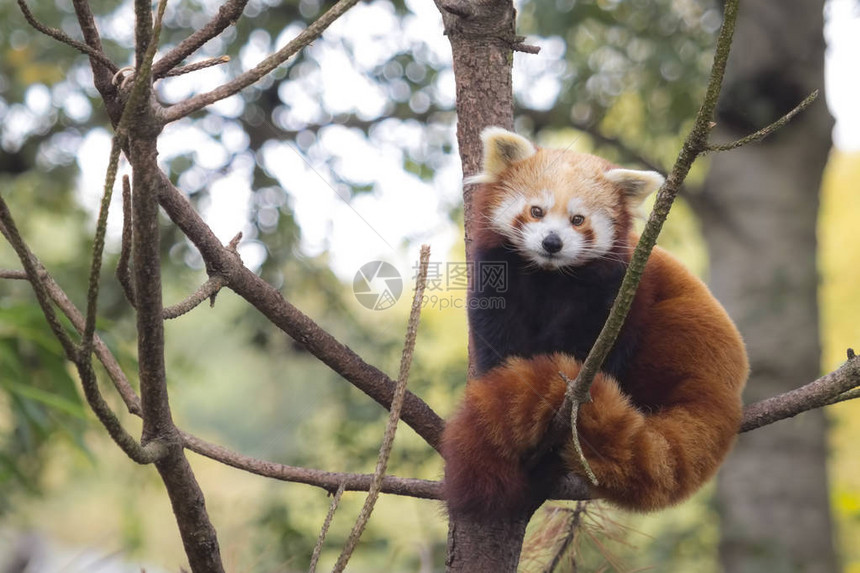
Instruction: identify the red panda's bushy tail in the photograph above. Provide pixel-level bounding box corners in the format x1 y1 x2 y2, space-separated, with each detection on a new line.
441 352 744 516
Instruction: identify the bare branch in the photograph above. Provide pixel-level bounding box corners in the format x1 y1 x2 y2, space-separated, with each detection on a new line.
165 56 232 78
180 431 442 499
706 90 819 153
163 276 226 319
309 483 345 573
155 173 445 449
561 0 742 429
71 0 105 53
0 201 79 359
545 502 587 573
826 387 860 406
558 372 597 486
740 354 860 432
16 0 118 73
0 269 29 280
333 245 431 573
152 0 249 79
117 175 136 306
81 136 124 360
162 0 361 123
40 268 143 416
69 0 126 123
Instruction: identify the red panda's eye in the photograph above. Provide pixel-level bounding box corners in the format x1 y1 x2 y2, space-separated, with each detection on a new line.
571 215 585 226
530 206 544 218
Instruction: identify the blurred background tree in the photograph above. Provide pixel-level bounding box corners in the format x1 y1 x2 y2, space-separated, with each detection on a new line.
0 0 857 571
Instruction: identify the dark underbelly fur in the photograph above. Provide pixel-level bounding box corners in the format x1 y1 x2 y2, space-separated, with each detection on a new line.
469 244 638 382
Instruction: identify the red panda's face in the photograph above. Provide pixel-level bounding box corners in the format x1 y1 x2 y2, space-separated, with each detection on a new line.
469 128 664 269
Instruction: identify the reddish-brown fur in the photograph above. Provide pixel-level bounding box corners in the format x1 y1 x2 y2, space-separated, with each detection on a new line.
442 246 749 516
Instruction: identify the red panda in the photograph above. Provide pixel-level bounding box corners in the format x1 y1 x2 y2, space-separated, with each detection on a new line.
442 127 749 517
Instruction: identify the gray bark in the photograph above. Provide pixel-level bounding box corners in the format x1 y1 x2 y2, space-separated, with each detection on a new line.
698 1 837 572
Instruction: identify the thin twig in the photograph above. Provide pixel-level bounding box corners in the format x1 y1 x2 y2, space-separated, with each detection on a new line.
162 0 361 122
545 502 587 573
705 90 819 153
0 202 79 359
0 269 29 280
825 387 860 406
308 483 346 573
332 245 431 573
162 276 226 319
165 56 232 78
41 267 143 415
182 431 442 498
81 136 124 361
15 0 118 73
559 373 597 486
116 175 136 306
152 0 249 79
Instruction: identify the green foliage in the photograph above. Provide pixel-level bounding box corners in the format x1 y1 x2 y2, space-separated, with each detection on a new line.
0 303 89 514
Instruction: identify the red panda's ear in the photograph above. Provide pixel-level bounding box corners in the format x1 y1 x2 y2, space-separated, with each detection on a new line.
465 127 537 184
604 169 665 208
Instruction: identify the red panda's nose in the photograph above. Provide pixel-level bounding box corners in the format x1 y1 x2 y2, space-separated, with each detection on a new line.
542 233 563 254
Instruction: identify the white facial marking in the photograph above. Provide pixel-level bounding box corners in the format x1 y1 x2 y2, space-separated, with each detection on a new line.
491 194 526 238
566 197 585 215
586 212 615 259
540 189 556 209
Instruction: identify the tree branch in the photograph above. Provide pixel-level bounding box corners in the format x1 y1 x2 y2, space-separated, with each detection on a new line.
70 0 125 122
155 173 445 449
15 0 118 73
81 136 123 360
162 275 226 319
309 483 345 573
0 202 79 360
165 56 232 78
117 175 136 306
705 90 819 153
161 0 361 122
0 269 29 280
152 0 249 79
740 353 860 432
125 2 227 569
181 431 442 499
333 245 431 573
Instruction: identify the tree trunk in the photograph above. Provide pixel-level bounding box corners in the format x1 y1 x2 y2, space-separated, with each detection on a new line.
698 2 837 572
445 511 532 573
436 1 533 570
